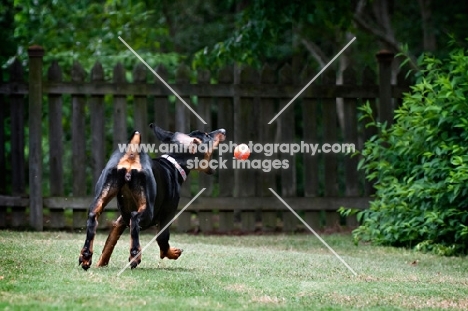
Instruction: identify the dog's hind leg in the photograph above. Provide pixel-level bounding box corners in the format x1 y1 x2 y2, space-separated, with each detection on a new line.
79 168 122 270
128 211 143 269
96 216 127 267
126 169 156 269
128 192 151 269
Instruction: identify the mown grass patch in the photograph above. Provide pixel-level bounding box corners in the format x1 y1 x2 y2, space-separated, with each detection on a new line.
1 231 467 310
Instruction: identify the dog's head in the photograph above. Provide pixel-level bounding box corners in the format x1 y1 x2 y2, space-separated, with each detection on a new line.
150 123 226 175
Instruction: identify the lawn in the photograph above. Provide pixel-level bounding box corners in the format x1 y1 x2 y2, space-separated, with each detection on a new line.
0 230 467 310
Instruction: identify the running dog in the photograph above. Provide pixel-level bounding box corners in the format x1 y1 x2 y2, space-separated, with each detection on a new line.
79 124 226 270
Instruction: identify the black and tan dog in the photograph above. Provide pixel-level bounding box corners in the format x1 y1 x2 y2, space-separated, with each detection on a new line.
79 124 226 270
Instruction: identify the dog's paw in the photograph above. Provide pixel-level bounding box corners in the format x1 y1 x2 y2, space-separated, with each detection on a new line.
129 248 142 269
96 257 109 267
160 247 183 260
79 248 93 271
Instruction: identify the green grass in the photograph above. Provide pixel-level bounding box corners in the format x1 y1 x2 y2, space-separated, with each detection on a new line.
1 231 468 310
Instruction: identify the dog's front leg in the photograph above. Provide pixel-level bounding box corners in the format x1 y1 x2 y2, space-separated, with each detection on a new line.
157 212 183 260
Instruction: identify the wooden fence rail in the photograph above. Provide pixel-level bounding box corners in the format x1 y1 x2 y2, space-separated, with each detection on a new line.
0 46 410 232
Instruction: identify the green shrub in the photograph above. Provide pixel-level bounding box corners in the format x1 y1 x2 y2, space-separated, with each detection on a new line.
350 44 468 255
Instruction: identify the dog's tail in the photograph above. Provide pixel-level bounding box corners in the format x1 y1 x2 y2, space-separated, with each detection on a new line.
117 131 144 182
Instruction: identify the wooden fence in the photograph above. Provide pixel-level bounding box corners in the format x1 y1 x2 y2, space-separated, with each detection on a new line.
0 46 409 232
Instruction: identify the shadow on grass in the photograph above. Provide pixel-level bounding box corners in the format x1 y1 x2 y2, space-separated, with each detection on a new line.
85 266 197 273
134 266 196 272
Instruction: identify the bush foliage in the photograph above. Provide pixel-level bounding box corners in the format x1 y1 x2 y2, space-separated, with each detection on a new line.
350 44 468 256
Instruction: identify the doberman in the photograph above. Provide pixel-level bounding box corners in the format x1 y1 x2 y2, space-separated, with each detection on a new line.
79 124 226 270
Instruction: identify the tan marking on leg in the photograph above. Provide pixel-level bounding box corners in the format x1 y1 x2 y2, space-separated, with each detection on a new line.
97 216 126 267
89 184 119 251
137 197 147 213
160 247 183 260
94 182 120 217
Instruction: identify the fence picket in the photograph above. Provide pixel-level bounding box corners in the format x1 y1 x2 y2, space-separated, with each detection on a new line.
47 61 65 228
278 64 298 231
153 65 170 133
362 66 377 196
376 50 395 125
133 63 148 139
322 69 340 227
216 66 235 232
10 59 26 227
197 69 214 232
343 66 359 227
0 66 6 227
71 61 88 229
259 64 278 231
302 65 321 230
28 46 45 230
197 69 213 196
175 64 192 198
113 63 127 149
89 62 109 229
217 66 235 198
343 66 359 196
396 66 412 109
301 65 320 198
89 62 105 185
237 66 259 232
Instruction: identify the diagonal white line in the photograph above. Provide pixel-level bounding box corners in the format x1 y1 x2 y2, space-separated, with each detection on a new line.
268 37 356 124
268 188 358 276
118 36 207 125
117 188 206 276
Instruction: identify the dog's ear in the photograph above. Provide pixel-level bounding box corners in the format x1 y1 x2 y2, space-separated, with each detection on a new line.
171 133 204 153
172 133 198 146
149 123 174 143
191 138 202 145
188 138 202 154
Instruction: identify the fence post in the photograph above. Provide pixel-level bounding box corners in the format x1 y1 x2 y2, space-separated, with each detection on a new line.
376 50 395 126
28 45 44 231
